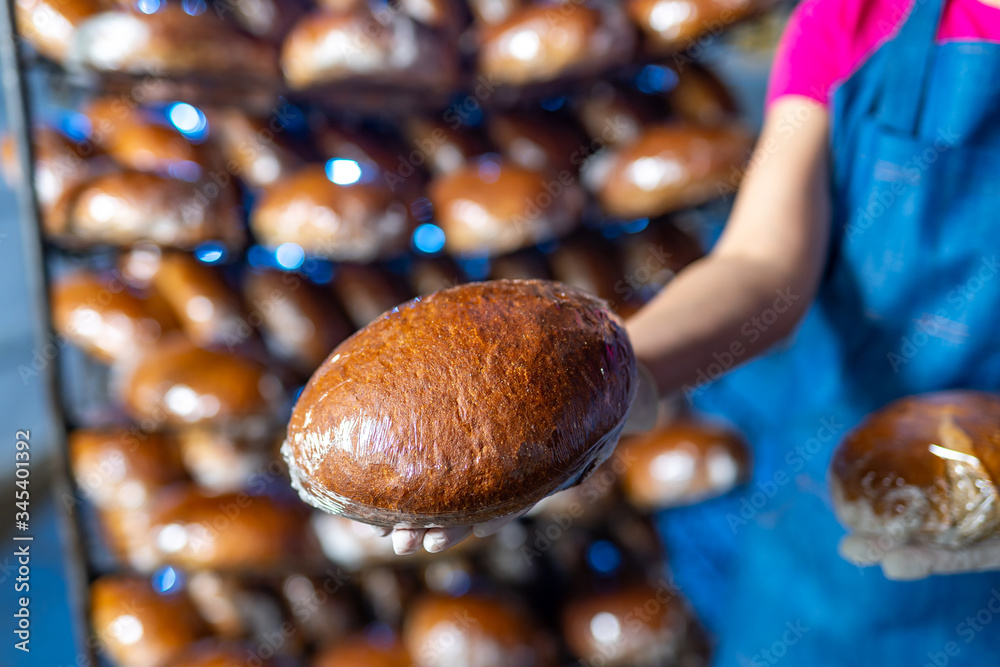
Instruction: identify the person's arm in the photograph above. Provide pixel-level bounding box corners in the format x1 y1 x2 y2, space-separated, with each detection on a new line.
626 96 832 394
391 97 831 557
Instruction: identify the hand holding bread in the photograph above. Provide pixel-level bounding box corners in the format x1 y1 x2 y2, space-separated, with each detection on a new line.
283 279 655 554
832 391 1000 579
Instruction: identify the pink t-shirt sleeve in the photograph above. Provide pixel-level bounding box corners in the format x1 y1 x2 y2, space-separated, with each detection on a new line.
766 0 850 106
765 0 1000 108
765 0 929 107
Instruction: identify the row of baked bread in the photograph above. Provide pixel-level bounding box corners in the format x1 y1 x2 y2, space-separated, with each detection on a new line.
19 0 770 89
68 407 750 571
8 65 748 261
89 555 710 666
78 407 747 665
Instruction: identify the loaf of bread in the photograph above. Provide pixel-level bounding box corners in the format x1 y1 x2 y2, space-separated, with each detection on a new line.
404 593 553 667
90 575 207 667
145 487 317 571
68 6 279 80
584 123 751 219
627 0 762 53
562 582 693 666
283 280 636 527
251 165 410 262
831 391 1000 548
478 4 633 86
618 419 750 510
51 271 177 363
428 159 582 256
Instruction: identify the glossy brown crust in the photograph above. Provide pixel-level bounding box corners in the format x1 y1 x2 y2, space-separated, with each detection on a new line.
562 582 688 665
165 641 272 667
589 123 750 219
313 635 411 667
147 487 315 571
831 391 1000 546
627 0 759 52
618 420 750 510
51 272 174 362
151 252 245 348
68 171 245 250
251 165 410 262
121 336 279 427
280 9 458 89
103 122 206 176
404 594 551 667
69 428 186 510
15 0 103 61
244 269 353 373
478 5 632 85
283 280 635 527
90 575 207 667
429 160 582 256
68 6 280 79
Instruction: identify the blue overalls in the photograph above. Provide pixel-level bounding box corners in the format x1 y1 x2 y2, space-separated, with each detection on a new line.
658 0 1000 663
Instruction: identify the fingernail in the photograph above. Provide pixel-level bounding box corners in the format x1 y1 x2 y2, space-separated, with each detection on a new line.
392 530 420 555
424 530 448 553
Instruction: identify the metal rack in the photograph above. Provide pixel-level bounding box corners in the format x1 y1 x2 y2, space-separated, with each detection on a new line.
0 1 94 664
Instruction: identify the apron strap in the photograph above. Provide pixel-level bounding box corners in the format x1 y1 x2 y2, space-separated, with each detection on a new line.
876 0 948 135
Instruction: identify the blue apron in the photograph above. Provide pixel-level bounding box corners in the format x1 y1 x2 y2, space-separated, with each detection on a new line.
659 0 1000 663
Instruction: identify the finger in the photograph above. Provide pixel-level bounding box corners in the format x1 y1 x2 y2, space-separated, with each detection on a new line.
623 362 658 435
424 526 473 553
880 545 937 581
392 528 426 555
473 508 529 538
838 535 885 566
838 531 911 566
883 542 1000 580
372 525 392 537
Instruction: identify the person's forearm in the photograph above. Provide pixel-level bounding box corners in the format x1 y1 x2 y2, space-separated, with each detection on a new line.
626 97 832 395
627 252 817 394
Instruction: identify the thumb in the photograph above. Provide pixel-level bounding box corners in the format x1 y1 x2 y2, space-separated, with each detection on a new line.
880 545 937 581
883 542 1000 580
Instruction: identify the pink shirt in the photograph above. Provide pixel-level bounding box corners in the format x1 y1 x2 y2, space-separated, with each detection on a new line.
767 0 1000 106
